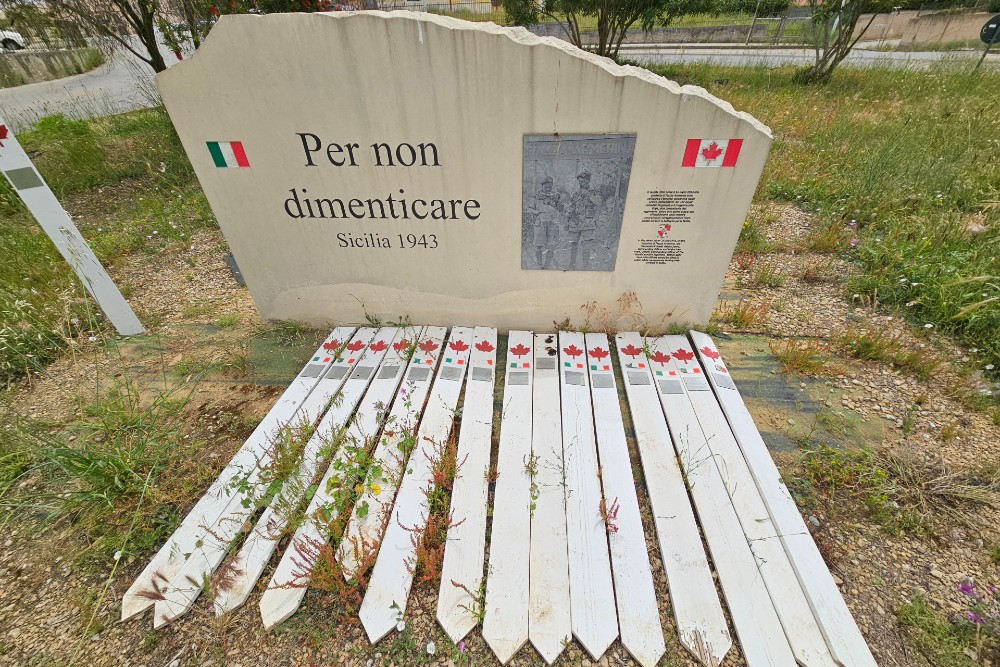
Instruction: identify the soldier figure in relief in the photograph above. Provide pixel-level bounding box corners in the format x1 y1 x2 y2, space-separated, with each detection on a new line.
530 175 563 269
566 170 600 269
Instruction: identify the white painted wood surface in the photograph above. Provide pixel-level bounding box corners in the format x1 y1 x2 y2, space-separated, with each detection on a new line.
664 335 835 667
586 333 664 667
558 330 618 661
436 327 499 644
647 335 795 667
259 327 447 629
0 115 143 336
690 331 876 667
337 327 448 579
481 331 534 664
156 327 401 626
359 328 474 643
613 332 731 667
214 327 422 615
524 333 571 665
121 326 361 621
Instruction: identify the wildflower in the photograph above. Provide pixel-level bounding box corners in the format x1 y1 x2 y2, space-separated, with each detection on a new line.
967 611 984 624
459 640 465 652
354 483 364 495
850 239 859 248
924 323 933 329
395 619 405 632
370 483 381 495
986 364 995 371
959 582 975 596
426 642 436 655
113 550 122 561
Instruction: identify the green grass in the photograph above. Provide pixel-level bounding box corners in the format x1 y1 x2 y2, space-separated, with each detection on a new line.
0 363 206 568
897 595 978 667
0 109 213 386
641 62 1000 379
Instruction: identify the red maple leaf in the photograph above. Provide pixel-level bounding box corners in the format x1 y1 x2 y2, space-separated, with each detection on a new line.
649 351 671 365
449 340 469 353
510 343 530 358
588 347 609 361
701 141 724 162
563 345 583 358
346 340 365 353
393 339 410 353
620 344 642 358
369 340 388 353
321 339 341 352
418 339 439 354
475 340 495 353
0 124 7 147
700 346 720 361
673 348 695 363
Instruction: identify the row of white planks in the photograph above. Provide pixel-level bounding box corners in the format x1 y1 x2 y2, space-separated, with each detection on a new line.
123 326 876 667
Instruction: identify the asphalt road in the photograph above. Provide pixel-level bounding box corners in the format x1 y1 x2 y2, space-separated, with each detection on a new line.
0 36 183 130
1 37 996 129
622 44 999 70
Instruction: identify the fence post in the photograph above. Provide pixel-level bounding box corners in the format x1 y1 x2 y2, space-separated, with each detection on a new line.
746 0 763 44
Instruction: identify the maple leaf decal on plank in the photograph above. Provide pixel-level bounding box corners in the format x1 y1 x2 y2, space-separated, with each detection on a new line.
649 351 671 364
0 124 7 147
418 339 439 354
346 340 365 352
475 340 495 353
672 348 695 363
620 344 642 358
322 340 341 352
393 339 410 353
563 345 583 358
700 346 721 361
701 141 724 162
588 347 610 361
449 340 469 352
368 340 388 352
510 343 530 358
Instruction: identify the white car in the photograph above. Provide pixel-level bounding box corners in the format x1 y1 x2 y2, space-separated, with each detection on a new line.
0 29 27 51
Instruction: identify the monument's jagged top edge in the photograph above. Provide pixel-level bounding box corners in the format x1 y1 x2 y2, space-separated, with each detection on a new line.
164 10 771 139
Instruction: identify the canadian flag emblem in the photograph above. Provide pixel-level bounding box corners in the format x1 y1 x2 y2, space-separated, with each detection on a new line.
682 139 743 168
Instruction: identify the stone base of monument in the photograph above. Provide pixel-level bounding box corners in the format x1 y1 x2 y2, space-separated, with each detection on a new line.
122 326 875 667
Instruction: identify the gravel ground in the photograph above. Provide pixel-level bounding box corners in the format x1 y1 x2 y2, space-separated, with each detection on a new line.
1 204 999 667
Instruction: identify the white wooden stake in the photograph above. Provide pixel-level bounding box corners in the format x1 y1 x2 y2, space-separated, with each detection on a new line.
0 116 142 336
690 331 876 667
558 330 618 661
121 327 363 621
358 327 473 643
155 327 402 627
586 333 665 667
213 327 423 615
436 327 498 644
613 332 731 667
481 330 534 664
526 333 571 665
665 335 836 667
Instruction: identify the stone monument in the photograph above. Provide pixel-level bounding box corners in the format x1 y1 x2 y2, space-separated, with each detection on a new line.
157 11 771 329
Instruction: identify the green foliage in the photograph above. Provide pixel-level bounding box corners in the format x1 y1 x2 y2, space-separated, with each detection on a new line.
502 0 723 56
897 595 978 667
640 63 1000 377
1 368 200 566
0 109 209 386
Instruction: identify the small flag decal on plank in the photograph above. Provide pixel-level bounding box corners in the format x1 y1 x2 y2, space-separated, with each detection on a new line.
207 141 250 169
682 139 742 168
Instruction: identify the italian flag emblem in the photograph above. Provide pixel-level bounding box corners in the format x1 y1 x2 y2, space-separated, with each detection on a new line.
682 139 742 168
207 141 250 168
